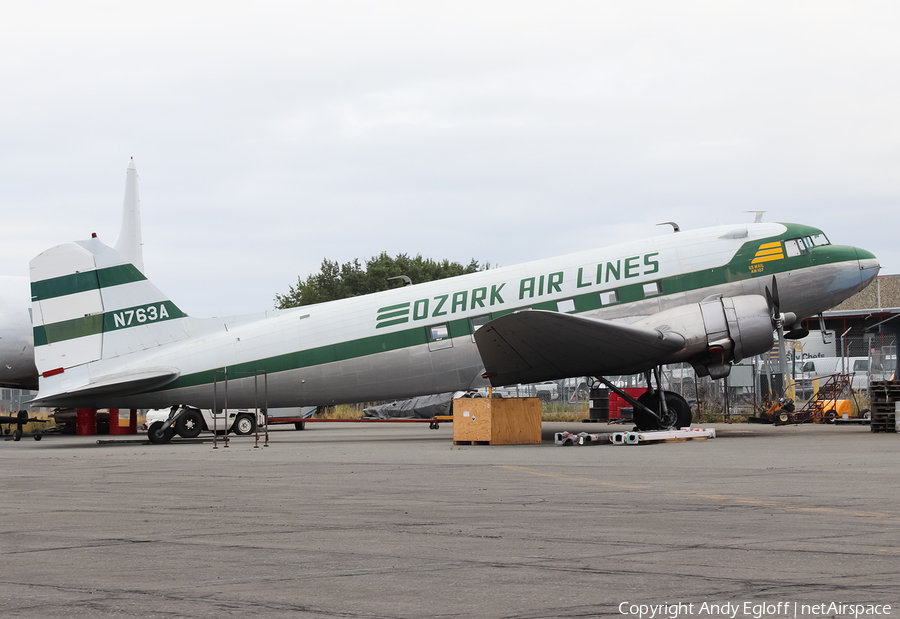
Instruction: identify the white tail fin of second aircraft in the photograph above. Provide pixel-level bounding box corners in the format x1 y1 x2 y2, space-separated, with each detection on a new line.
112 158 144 274
30 236 189 401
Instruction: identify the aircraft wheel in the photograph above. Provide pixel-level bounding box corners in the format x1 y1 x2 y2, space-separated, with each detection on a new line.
294 422 305 431
634 391 692 431
13 429 22 441
148 421 175 444
233 414 256 436
176 410 203 439
34 432 42 441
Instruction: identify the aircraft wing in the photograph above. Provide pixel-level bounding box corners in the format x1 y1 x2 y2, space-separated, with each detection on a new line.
474 310 686 386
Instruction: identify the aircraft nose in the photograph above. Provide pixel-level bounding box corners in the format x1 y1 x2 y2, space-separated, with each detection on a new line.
856 247 880 284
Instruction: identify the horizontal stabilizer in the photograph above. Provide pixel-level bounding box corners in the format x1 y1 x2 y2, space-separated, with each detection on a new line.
29 367 180 407
474 310 685 386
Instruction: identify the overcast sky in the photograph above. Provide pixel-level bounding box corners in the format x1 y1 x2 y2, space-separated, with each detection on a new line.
2 2 898 317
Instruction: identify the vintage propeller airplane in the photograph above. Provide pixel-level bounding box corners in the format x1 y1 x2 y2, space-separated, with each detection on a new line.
28 213 879 438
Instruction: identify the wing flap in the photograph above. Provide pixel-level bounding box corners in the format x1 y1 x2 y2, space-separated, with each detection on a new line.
474 310 685 386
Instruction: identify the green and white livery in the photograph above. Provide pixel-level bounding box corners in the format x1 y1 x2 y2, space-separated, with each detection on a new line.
29 221 879 411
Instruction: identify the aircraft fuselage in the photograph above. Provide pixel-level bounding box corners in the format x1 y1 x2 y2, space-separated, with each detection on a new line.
30 222 879 409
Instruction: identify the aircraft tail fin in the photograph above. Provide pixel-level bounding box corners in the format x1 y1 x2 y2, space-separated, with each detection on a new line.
30 237 189 398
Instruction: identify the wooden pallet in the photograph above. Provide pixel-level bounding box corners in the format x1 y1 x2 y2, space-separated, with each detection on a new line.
869 381 900 433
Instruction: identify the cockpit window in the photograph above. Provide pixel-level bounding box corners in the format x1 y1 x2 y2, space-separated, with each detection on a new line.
784 238 807 257
808 233 830 247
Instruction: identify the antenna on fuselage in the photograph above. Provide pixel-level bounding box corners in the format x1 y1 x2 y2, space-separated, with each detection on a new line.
743 211 765 223
656 222 680 233
388 275 412 287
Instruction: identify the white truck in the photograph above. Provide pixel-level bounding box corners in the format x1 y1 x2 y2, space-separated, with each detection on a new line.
793 357 870 392
143 406 266 444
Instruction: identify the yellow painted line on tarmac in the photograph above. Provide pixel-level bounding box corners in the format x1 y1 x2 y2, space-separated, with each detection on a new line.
499 466 900 522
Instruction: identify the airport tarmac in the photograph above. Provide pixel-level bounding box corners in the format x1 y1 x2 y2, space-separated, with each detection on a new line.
1 421 898 619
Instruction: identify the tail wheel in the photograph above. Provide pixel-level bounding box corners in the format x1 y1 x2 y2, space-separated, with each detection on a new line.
148 421 175 444
175 409 203 439
634 391 692 431
233 414 257 436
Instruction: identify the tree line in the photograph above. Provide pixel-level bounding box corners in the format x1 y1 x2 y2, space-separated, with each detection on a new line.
275 252 489 308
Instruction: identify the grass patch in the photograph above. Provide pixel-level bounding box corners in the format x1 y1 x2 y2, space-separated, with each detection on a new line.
313 404 365 419
541 401 588 422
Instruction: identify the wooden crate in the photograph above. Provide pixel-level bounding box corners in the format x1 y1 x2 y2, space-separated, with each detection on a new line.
452 398 542 445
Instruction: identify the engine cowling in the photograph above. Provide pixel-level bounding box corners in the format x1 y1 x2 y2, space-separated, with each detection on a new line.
631 294 774 379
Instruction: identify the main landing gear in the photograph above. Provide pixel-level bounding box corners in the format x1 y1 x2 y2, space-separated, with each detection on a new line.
633 390 692 431
593 367 692 432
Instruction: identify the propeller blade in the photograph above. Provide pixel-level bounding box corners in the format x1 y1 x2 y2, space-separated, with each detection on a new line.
770 276 780 315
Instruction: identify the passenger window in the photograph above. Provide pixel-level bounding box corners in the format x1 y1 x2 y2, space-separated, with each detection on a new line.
428 323 453 351
642 281 661 297
599 290 619 305
470 314 491 332
784 239 807 257
470 314 491 342
556 299 576 313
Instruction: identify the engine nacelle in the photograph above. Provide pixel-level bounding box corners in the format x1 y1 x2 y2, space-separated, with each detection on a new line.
631 294 774 379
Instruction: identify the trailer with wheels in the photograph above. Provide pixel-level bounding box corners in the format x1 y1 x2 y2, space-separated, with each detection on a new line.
144 406 265 444
1 410 48 442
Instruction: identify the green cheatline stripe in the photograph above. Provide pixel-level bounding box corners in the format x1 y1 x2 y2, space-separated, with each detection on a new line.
34 314 104 347
154 238 859 394
32 264 146 302
34 301 187 345
159 322 431 392
377 302 410 313
376 309 409 321
376 317 409 329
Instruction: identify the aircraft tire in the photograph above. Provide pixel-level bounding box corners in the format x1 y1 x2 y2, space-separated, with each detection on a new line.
233 414 256 436
176 410 203 439
634 391 692 431
148 421 175 444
